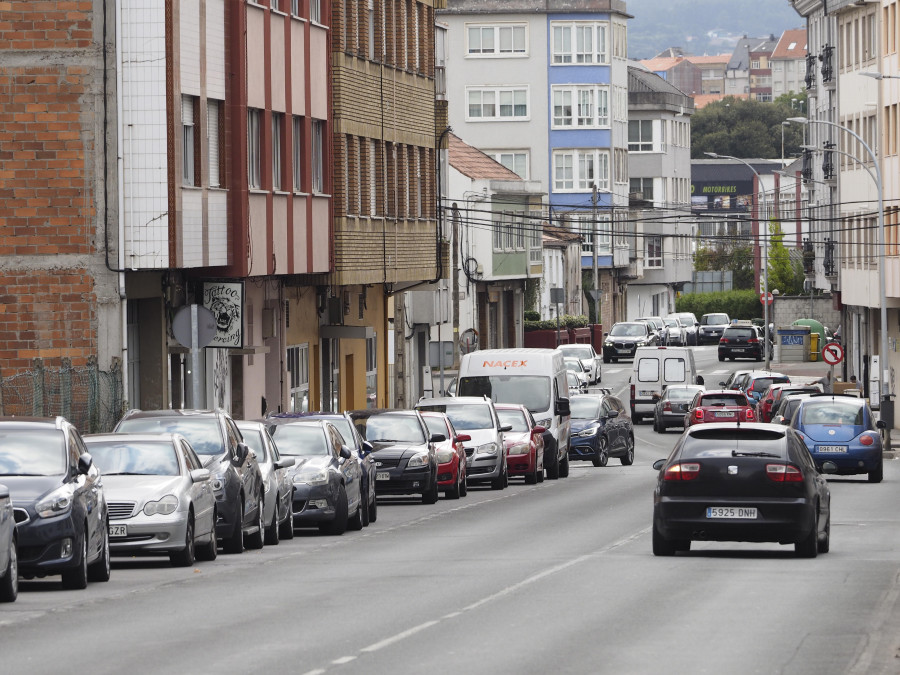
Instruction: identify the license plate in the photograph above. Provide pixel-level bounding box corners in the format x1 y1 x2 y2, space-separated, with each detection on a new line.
706 507 757 519
640 390 655 397
816 445 848 453
617 348 631 354
109 524 127 537
733 348 745 352
376 471 391 480
714 411 735 418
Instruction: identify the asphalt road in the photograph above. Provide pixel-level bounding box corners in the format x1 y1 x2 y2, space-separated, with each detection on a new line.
2 346 899 674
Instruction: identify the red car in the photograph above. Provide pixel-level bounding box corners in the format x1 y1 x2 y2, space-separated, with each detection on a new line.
758 382 822 423
420 411 469 499
494 404 545 484
684 389 756 427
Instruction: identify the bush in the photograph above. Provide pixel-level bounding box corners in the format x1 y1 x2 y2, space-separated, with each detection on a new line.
524 310 541 322
523 314 589 331
675 290 762 321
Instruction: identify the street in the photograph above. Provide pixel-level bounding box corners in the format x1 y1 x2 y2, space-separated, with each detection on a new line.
2 346 899 674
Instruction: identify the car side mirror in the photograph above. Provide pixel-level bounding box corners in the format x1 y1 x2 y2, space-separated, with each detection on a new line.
555 398 571 417
719 381 726 387
876 420 887 429
77 452 93 475
696 376 705 386
455 434 471 443
820 460 838 474
276 457 296 469
339 445 352 460
234 442 250 465
652 459 666 471
361 440 374 456
429 433 446 443
532 426 546 434
190 468 211 483
607 410 619 418
500 424 513 433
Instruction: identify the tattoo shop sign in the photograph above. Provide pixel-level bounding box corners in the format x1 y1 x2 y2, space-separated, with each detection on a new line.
202 281 244 348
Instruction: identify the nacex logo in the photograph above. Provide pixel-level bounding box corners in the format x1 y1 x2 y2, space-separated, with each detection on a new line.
481 360 528 368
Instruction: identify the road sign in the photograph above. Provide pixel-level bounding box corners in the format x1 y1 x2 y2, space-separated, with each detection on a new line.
760 292 773 306
822 342 844 366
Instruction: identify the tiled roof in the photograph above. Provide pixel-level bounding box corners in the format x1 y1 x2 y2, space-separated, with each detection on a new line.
771 29 807 59
639 56 689 73
685 54 731 66
692 93 751 109
544 224 582 242
448 133 521 181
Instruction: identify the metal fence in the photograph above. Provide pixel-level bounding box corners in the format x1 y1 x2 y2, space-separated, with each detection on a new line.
0 357 125 434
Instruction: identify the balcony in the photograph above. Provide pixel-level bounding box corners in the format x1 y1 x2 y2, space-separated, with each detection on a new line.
820 45 834 86
805 53 817 90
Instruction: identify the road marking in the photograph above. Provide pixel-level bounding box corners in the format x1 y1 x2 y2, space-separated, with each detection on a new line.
332 657 357 665
711 369 728 374
606 369 624 374
361 620 440 653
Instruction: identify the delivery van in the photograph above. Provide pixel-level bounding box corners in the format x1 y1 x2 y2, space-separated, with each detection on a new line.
630 346 702 423
457 348 571 480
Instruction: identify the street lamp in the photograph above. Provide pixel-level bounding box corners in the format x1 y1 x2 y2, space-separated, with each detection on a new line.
705 151 771 369
860 71 900 81
781 121 790 163
788 114 892 436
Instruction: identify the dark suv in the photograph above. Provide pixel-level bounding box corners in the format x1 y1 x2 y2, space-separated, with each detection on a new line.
0 417 111 589
698 313 731 345
718 325 766 361
602 322 655 363
115 409 264 553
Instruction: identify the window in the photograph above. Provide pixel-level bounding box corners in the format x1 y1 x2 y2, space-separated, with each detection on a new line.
554 149 610 192
248 108 261 189
630 177 653 201
576 213 611 255
628 120 653 152
467 24 526 55
272 112 283 191
287 344 310 412
291 0 299 16
551 21 608 64
310 0 320 23
270 0 278 9
292 115 303 191
486 151 528 179
466 87 528 121
311 119 324 193
182 95 197 186
208 99 221 188
366 336 377 409
551 85 610 128
646 236 662 268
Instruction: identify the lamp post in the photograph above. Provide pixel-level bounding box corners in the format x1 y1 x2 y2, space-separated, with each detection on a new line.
705 152 771 369
781 121 790 164
789 114 892 439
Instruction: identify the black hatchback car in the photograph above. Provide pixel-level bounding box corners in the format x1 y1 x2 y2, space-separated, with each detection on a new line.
114 409 264 554
0 417 111 589
718 325 769 361
652 423 834 558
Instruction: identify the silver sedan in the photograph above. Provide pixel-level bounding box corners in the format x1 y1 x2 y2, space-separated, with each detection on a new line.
83 433 217 567
235 420 295 545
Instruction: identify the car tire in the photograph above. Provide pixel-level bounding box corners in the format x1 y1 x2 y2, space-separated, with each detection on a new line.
546 445 560 480
196 509 219 561
603 355 610 364
718 354 724 362
490 467 505 490
869 460 884 483
245 497 265 550
279 509 295 540
264 501 281 545
61 532 89 590
795 513 819 558
87 522 111 583
652 523 677 556
447 469 462 499
368 491 379 522
559 454 570 478
592 436 609 467
653 416 662 433
0 536 17 603
361 486 371 527
620 436 635 466
321 486 349 535
422 475 440 503
224 502 244 554
170 514 196 567
348 496 364 531
818 513 831 554
525 458 538 485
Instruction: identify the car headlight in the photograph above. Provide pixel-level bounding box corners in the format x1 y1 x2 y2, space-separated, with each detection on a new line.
407 452 430 468
573 426 600 438
212 472 226 493
476 442 499 456
536 418 551 428
509 443 530 455
637 340 647 347
143 494 178 516
603 340 612 347
35 484 75 518
294 468 328 485
435 448 455 464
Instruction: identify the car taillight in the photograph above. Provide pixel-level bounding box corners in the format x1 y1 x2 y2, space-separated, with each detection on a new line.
748 338 759 343
664 463 700 481
720 338 728 344
860 433 876 446
663 401 672 411
745 408 755 421
630 384 635 400
694 409 703 420
766 464 803 482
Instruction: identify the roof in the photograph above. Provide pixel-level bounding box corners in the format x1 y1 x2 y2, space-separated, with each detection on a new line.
639 56 691 73
628 66 691 98
448 133 522 181
771 29 807 60
685 54 731 66
691 93 750 109
543 224 582 243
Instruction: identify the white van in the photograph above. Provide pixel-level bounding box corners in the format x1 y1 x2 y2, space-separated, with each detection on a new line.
630 346 702 423
457 348 571 480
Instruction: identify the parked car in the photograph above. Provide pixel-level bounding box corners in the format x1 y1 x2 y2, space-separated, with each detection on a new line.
0 483 18 602
414 397 511 489
420 411 468 499
790 394 887 482
653 385 706 432
349 409 442 502
235 421 297 543
564 357 591 389
557 343 602 384
268 419 365 533
114 409 265 554
684 389 756 427
634 316 666 344
652 423 835 557
494 403 545 484
667 312 700 346
771 393 817 426
568 393 635 467
718 324 768 361
698 313 731 345
602 321 656 363
83 433 218 566
661 317 685 346
0 417 110 589
267 412 378 525
566 370 586 396
719 369 753 391
757 383 823 423
743 372 791 405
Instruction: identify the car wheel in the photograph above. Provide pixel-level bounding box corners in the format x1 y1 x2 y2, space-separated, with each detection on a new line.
0 536 17 603
245 497 265 550
279 507 295 540
264 500 281 545
348 495 364 531
818 513 831 554
422 476 440 503
603 355 610 364
559 454 570 478
868 460 884 483
546 448 560 480
592 436 609 467
360 485 371 527
170 514 196 567
61 532 89 590
321 486 349 535
447 469 462 499
196 508 219 561
460 466 468 496
674 539 691 552
224 502 244 554
795 513 819 558
611 357 618 363
718 354 724 362
490 466 506 490
620 436 635 466
87 522 111 583
653 415 662 433
652 523 677 556
525 458 538 485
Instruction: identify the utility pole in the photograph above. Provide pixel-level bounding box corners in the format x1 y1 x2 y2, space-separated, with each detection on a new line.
451 203 461 370
592 184 600 325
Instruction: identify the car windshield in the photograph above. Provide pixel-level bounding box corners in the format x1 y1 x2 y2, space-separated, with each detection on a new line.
457 376 550 413
270 424 330 456
564 359 583 372
667 387 702 401
417 404 493 432
86 440 180 476
496 408 529 432
569 397 601 419
610 324 645 337
800 402 865 426
116 417 224 455
236 425 268 462
702 314 728 325
360 415 426 444
562 346 592 359
0 429 66 475
699 394 748 407
663 318 679 328
677 316 694 327
422 415 449 438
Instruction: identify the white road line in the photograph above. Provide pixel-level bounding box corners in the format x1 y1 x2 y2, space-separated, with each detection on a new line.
332 657 357 665
302 670 327 675
360 620 441 653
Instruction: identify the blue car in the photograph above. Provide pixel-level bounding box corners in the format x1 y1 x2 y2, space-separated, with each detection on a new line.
790 394 886 482
568 393 634 467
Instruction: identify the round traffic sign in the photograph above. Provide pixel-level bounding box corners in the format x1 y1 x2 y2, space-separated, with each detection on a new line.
822 342 844 365
760 292 773 306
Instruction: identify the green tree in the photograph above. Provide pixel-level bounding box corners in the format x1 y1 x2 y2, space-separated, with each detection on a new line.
766 220 805 295
694 238 756 290
692 95 807 159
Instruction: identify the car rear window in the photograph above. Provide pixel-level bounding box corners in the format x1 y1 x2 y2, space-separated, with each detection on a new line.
800 402 864 426
667 388 701 401
702 314 728 325
681 429 787 459
724 328 754 338
751 377 789 391
699 394 748 407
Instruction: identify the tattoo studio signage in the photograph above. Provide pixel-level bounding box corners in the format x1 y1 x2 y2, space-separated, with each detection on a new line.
203 281 244 348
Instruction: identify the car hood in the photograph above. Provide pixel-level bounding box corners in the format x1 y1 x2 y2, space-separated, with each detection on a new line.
456 428 499 447
200 453 229 470
368 442 429 459
503 431 531 447
800 425 865 443
606 335 645 343
570 419 600 433
0 475 64 504
285 456 330 474
102 475 184 500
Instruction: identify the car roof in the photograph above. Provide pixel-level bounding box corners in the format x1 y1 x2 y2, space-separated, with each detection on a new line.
0 416 70 430
84 432 186 443
417 396 491 406
685 422 788 436
698 389 748 397
120 408 224 419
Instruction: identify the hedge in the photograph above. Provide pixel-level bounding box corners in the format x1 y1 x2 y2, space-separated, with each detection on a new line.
524 314 589 331
674 290 763 321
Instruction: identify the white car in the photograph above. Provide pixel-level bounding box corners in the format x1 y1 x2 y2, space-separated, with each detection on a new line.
564 356 591 389
661 317 685 346
557 344 602 384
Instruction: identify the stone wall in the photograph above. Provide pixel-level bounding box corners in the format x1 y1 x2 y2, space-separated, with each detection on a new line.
770 295 841 331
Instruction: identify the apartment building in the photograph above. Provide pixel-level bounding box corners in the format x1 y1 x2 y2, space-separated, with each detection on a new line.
748 35 778 102
771 28 808 97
